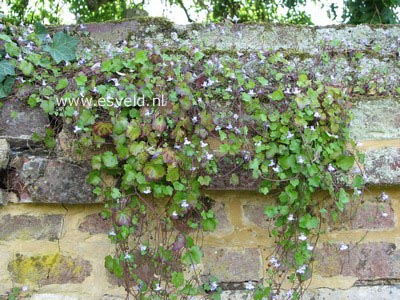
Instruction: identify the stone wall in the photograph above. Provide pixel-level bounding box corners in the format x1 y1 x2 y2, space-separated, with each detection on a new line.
0 19 399 299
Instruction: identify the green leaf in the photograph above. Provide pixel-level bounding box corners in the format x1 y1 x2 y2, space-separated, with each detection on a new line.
126 123 141 141
183 246 202 265
56 78 69 90
0 34 12 42
269 89 284 101
44 32 79 63
87 170 102 185
34 22 48 40
5 42 20 57
257 76 269 86
230 173 239 186
143 163 165 180
166 166 179 182
104 255 114 273
336 155 354 171
299 214 319 229
0 60 15 80
353 175 364 189
264 206 278 218
19 60 34 76
202 217 218 231
40 99 55 114
102 151 118 168
75 74 87 86
171 272 184 288
135 50 148 64
338 188 350 205
198 175 211 186
0 77 15 98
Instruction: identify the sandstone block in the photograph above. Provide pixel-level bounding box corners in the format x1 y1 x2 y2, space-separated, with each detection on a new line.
8 253 92 286
202 247 263 282
0 214 63 241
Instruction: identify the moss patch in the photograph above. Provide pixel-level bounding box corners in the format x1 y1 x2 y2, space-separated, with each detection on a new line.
8 253 92 286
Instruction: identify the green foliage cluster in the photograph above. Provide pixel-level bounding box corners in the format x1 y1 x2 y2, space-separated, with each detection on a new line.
0 17 369 299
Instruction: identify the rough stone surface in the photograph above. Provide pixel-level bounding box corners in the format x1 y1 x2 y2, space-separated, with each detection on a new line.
212 201 232 233
78 213 111 235
8 253 92 285
202 247 263 282
0 101 48 148
303 285 400 300
328 201 394 231
0 139 10 169
0 214 63 241
219 285 400 300
350 99 400 140
243 202 269 229
351 202 394 230
30 295 81 300
0 189 6 206
363 148 400 185
315 242 399 279
84 20 400 54
8 156 97 203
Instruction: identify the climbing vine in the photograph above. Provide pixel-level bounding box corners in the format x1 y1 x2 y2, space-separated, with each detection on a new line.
0 17 378 300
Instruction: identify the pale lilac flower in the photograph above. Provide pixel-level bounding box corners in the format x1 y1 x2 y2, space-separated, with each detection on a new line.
269 160 275 167
244 281 255 290
73 110 79 117
310 126 316 131
314 111 321 118
381 212 389 218
167 76 173 82
184 137 191 146
233 113 239 120
140 245 147 252
109 230 116 236
287 214 295 221
154 283 162 292
210 281 218 291
215 125 221 131
143 187 151 194
327 164 335 172
232 15 240 23
191 116 198 123
124 253 132 260
296 265 307 274
248 89 256 97
200 141 208 148
339 243 348 251
110 78 119 87
226 86 232 92
73 126 82 133
181 200 189 208
297 156 305 164
299 233 307 241
269 256 280 268
91 62 101 69
272 165 280 173
205 153 214 160
307 244 314 251
254 141 262 147
171 211 178 219
287 131 294 139
382 192 389 201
